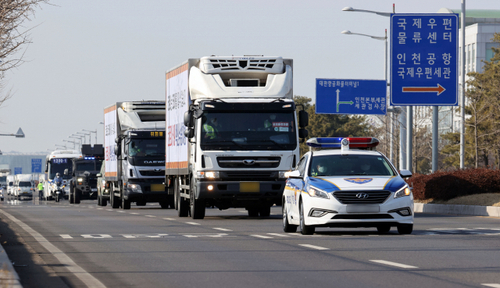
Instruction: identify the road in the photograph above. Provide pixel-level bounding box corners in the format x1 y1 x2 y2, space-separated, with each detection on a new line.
0 198 499 288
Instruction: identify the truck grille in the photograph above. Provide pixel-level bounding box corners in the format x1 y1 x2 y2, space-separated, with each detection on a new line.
139 170 164 176
333 190 391 204
217 157 280 168
220 171 279 181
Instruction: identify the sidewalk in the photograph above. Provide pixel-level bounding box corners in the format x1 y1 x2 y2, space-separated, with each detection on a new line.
0 245 22 288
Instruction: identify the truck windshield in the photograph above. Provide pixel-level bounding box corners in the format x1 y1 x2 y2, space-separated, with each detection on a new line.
19 181 31 187
76 162 97 171
200 111 297 150
49 158 73 179
128 138 165 157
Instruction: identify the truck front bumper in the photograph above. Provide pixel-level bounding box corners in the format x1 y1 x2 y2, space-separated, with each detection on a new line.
123 180 167 202
196 180 285 204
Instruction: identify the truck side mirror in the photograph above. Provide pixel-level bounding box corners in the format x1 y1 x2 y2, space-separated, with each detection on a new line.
64 169 69 176
299 129 308 139
114 145 121 156
298 110 309 128
184 111 193 128
184 128 194 139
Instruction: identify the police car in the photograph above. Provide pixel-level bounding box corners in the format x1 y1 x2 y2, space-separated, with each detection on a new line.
282 137 413 235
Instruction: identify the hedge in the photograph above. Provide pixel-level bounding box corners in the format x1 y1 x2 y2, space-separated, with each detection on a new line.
407 168 500 201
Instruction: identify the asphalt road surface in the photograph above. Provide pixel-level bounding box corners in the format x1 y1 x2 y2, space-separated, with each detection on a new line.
0 198 499 288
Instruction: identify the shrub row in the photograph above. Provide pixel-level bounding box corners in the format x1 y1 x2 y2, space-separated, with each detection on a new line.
407 168 500 201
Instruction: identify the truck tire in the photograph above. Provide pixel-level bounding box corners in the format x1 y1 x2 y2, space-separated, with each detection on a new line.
247 208 259 217
69 189 74 204
111 184 120 209
74 189 81 204
173 177 179 210
121 197 131 209
190 178 205 219
159 200 169 209
259 205 271 217
101 197 107 207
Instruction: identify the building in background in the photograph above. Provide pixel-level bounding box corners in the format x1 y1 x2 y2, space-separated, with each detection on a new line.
0 153 47 180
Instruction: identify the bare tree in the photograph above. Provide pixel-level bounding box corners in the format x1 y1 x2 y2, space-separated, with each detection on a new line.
0 0 49 104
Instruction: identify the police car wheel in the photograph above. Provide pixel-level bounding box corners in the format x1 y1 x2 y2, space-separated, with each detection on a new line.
282 201 297 233
299 201 315 235
397 224 413 235
377 225 391 233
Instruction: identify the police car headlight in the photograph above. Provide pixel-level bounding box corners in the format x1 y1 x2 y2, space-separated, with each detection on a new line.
394 185 411 199
307 187 329 199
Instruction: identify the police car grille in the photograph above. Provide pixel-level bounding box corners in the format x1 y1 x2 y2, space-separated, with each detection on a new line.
217 157 280 168
333 190 391 204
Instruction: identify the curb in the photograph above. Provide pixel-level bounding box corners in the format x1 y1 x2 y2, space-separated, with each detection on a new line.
0 246 22 288
414 203 500 217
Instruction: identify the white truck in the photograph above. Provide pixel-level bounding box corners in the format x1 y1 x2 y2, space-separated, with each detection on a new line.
44 150 82 200
14 174 35 200
166 56 308 219
6 175 15 197
104 101 169 209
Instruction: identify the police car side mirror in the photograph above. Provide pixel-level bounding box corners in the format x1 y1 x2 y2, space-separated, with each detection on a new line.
399 169 412 178
285 170 301 178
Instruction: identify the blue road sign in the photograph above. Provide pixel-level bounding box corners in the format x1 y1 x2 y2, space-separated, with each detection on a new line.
316 79 386 115
14 167 22 175
32 159 42 173
391 13 458 106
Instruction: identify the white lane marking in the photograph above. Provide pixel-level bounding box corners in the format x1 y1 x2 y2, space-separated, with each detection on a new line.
183 233 230 238
213 227 232 232
267 233 290 237
163 218 175 221
370 260 418 269
97 208 103 210
81 234 112 239
186 222 200 225
251 234 273 239
60 234 73 239
145 215 156 218
0 209 107 288
482 284 500 288
121 234 169 239
298 244 329 250
106 209 113 211
117 211 125 213
130 212 140 215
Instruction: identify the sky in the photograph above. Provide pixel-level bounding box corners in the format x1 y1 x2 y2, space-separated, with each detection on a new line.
0 0 498 154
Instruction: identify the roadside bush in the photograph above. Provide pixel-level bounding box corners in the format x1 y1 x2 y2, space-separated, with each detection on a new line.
407 168 500 201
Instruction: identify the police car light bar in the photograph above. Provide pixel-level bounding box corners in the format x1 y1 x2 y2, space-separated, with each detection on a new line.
306 137 379 149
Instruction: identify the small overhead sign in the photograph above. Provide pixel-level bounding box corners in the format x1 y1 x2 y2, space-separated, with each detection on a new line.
316 79 386 115
391 13 458 106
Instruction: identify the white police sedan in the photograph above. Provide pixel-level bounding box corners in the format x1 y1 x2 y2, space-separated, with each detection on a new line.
282 137 413 235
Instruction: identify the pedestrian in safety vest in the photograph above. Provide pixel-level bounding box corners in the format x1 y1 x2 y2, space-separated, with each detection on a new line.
37 182 44 200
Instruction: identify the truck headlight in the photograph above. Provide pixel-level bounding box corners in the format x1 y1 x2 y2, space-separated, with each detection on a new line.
196 171 219 179
77 178 83 183
307 187 329 199
394 185 411 199
279 171 289 178
128 184 143 193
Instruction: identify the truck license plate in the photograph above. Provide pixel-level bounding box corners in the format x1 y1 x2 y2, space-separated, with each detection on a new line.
240 182 260 193
151 184 164 192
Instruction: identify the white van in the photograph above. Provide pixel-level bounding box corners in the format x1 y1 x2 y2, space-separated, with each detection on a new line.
6 175 15 197
15 174 35 199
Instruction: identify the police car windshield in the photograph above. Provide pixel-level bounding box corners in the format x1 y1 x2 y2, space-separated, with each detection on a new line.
309 155 396 177
200 111 296 151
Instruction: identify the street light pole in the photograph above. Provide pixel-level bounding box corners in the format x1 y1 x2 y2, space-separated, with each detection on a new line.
63 140 76 149
83 129 97 145
77 131 91 145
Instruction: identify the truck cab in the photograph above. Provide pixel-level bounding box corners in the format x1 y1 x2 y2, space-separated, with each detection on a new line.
69 144 104 204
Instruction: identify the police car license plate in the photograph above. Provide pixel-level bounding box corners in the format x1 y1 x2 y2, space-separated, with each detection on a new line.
240 182 260 193
151 184 164 192
346 205 380 213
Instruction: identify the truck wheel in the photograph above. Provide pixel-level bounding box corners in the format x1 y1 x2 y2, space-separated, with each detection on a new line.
55 194 60 202
111 185 120 209
189 179 205 219
159 200 169 209
247 208 259 217
74 189 81 204
69 190 74 204
101 197 107 207
259 205 271 217
97 196 101 206
121 197 131 209
173 177 179 210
